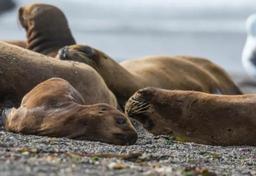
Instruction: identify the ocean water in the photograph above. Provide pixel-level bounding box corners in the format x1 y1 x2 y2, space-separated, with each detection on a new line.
1 0 256 73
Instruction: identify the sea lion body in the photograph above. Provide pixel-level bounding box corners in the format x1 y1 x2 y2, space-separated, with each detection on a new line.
58 45 241 107
0 42 117 108
126 87 256 146
4 78 137 145
18 3 75 56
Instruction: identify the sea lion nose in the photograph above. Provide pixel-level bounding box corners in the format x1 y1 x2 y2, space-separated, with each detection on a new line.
114 132 138 145
58 46 69 60
123 132 138 145
127 132 138 145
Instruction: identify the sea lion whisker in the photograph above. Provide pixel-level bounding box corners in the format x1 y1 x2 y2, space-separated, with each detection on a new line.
126 102 151 116
129 104 151 113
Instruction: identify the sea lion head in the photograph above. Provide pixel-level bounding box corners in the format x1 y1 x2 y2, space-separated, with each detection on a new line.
18 3 75 55
69 103 138 145
125 87 181 136
57 45 111 72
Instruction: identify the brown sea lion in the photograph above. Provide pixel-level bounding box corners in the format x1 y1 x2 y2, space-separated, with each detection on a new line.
125 87 256 146
4 78 137 145
0 42 117 109
17 3 75 57
57 44 242 107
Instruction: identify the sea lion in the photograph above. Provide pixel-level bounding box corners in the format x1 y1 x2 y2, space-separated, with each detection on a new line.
4 78 137 145
57 44 242 107
0 42 117 109
18 3 75 57
125 87 256 146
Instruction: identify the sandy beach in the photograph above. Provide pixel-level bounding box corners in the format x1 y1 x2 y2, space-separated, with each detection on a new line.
0 1 256 175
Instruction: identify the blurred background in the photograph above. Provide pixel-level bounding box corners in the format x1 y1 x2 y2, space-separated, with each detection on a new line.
0 0 256 74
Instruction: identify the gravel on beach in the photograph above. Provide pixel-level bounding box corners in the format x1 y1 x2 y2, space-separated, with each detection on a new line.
0 76 255 176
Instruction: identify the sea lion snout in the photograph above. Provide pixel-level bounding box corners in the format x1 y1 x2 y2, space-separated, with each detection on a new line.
57 45 105 65
125 88 155 117
113 132 138 145
57 46 69 60
111 113 138 145
125 87 156 115
125 88 158 132
83 103 138 145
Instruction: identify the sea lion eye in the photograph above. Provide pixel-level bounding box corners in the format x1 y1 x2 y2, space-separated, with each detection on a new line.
116 117 126 125
78 46 95 58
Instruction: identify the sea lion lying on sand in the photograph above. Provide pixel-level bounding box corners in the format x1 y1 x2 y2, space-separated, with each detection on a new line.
0 42 117 109
125 87 256 146
4 78 137 145
58 44 242 107
5 3 75 57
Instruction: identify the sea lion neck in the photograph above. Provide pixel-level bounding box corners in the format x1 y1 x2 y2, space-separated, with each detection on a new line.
97 56 143 101
26 25 75 56
21 4 76 56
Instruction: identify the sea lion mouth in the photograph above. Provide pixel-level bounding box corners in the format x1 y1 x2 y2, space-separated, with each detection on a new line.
113 133 138 145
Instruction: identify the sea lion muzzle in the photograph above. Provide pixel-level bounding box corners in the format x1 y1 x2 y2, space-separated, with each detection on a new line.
57 46 69 60
125 89 155 130
113 132 138 145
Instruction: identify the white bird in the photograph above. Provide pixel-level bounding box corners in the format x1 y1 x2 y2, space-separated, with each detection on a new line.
242 14 256 78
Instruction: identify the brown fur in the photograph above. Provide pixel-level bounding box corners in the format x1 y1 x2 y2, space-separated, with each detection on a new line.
0 42 117 108
125 87 256 146
4 40 27 48
18 3 75 57
57 45 242 107
4 78 137 145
